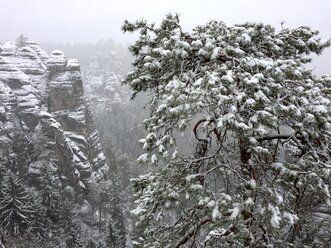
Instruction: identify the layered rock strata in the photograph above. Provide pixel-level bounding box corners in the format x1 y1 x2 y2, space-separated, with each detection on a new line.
0 41 108 198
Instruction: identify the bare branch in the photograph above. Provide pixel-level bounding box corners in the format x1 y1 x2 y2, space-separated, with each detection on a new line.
256 134 292 142
175 216 211 248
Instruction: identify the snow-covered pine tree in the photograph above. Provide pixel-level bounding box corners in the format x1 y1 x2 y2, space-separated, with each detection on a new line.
85 239 98 248
122 14 331 247
28 199 49 246
88 171 127 247
107 176 127 248
15 34 28 48
41 185 63 241
25 163 61 245
0 163 6 182
61 203 84 248
0 172 34 239
106 219 126 248
0 163 7 201
106 222 116 248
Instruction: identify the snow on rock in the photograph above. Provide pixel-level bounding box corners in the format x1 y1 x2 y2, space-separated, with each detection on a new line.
47 49 67 72
0 41 108 200
0 42 16 56
66 58 80 71
26 40 49 62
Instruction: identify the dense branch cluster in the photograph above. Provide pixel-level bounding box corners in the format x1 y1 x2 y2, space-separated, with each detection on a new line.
123 14 331 247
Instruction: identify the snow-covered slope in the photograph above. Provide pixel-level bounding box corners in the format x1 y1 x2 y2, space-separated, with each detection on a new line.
0 41 108 199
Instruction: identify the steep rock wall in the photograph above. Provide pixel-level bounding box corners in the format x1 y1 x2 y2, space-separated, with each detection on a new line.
0 41 108 199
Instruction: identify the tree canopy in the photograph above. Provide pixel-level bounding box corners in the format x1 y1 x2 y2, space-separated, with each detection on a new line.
122 14 331 247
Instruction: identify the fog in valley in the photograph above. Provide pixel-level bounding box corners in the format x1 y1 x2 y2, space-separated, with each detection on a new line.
0 1 330 247
1 0 331 75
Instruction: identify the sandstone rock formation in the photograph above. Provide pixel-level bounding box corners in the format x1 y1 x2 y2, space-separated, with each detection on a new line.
0 41 108 199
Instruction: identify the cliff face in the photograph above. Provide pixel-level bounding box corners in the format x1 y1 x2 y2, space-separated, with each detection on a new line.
0 41 108 198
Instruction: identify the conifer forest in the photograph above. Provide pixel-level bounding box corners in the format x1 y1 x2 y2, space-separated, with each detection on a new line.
0 1 330 247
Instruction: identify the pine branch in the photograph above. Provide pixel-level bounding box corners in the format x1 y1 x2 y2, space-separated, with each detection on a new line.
175 216 211 248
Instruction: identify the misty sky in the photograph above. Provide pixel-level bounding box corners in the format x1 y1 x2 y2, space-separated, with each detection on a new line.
1 0 330 74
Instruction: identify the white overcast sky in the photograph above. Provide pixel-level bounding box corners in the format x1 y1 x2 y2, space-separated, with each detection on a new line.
1 0 330 73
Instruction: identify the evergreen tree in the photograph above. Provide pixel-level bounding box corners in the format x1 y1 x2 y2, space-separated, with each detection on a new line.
85 239 97 248
0 172 34 238
122 14 331 247
61 204 83 248
0 163 6 182
16 34 28 48
0 163 8 201
107 177 127 248
38 164 63 238
26 162 63 246
41 185 62 239
106 218 126 248
28 200 48 244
